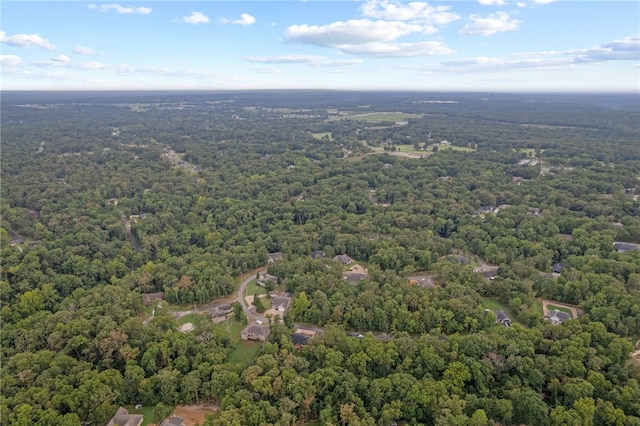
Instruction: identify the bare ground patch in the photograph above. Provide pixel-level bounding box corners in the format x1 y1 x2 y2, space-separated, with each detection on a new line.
172 405 218 426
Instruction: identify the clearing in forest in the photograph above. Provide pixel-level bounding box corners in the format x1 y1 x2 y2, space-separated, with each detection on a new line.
541 299 579 319
171 405 218 426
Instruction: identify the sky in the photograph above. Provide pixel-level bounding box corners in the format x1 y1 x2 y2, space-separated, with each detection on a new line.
1 0 639 92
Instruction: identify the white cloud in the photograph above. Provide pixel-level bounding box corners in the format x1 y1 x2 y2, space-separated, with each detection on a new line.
459 12 520 36
478 0 506 5
246 55 327 64
235 13 256 26
88 4 152 15
341 41 453 57
182 11 210 24
361 0 459 25
0 55 24 67
246 55 364 67
285 19 426 46
220 13 256 26
534 0 554 4
0 31 55 50
52 54 71 63
73 45 101 55
572 34 640 62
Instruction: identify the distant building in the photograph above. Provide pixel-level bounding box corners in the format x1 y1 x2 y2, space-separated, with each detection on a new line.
142 292 165 307
106 407 143 426
495 311 512 327
177 322 194 334
310 250 327 259
268 252 283 264
159 416 186 426
547 309 572 325
241 321 270 341
614 242 640 253
333 254 354 265
257 273 278 287
552 263 564 274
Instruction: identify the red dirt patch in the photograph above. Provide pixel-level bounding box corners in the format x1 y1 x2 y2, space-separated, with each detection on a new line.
172 405 218 426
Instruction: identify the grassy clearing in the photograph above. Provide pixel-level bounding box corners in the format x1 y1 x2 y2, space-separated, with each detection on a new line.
547 304 573 315
176 313 199 325
340 112 424 123
482 298 519 324
124 405 154 426
311 132 333 141
245 279 267 296
431 144 476 152
228 340 262 364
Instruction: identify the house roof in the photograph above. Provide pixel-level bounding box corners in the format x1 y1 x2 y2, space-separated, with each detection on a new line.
107 407 143 426
344 273 368 283
549 310 572 321
614 242 640 252
142 292 165 306
159 417 186 426
272 295 291 310
552 263 563 273
268 252 283 262
495 311 510 321
292 333 311 345
310 250 327 259
242 322 270 338
333 254 354 265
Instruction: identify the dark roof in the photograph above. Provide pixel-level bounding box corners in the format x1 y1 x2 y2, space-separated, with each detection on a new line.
552 263 563 273
142 292 165 306
549 310 572 320
344 273 368 283
495 310 510 321
480 270 498 279
292 333 311 345
614 242 640 252
310 250 327 259
107 407 143 426
160 417 186 426
333 254 354 265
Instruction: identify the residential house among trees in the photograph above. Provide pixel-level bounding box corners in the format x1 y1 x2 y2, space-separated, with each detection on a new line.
241 321 270 341
106 407 143 426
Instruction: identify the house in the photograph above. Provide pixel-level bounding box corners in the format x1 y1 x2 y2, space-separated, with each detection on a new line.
257 273 278 287
333 254 354 265
552 263 563 274
268 252 283 264
614 242 640 253
547 309 572 325
142 292 165 307
159 416 186 426
343 264 369 283
272 294 292 312
310 250 327 259
241 321 270 341
106 407 143 426
178 322 194 334
527 207 541 216
292 333 312 349
495 311 512 327
408 275 436 289
478 269 498 280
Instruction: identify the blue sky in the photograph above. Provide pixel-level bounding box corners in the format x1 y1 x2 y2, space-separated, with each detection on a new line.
1 1 638 91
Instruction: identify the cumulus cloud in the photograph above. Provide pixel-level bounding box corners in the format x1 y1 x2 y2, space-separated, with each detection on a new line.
182 11 210 24
285 19 427 46
459 12 520 36
88 4 152 15
0 31 55 50
572 34 640 62
246 55 364 67
52 54 71 63
478 0 506 5
220 13 256 26
361 0 459 25
0 55 24 67
73 45 101 55
340 40 453 57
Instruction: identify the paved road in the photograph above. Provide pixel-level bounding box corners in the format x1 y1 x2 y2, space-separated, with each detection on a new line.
236 268 267 322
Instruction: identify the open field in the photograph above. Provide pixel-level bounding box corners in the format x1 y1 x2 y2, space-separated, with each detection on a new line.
311 132 333 140
172 405 218 426
482 298 518 323
331 111 424 122
245 279 268 296
125 405 154 426
229 340 262 364
547 304 573 315
431 144 476 152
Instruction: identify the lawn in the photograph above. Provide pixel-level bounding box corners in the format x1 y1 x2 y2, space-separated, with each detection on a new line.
311 132 333 141
228 340 262 364
482 298 518 324
547 304 573 315
125 405 154 426
245 279 268 296
176 313 199 325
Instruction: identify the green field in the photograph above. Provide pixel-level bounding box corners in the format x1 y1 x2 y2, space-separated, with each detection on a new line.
547 304 573 315
482 298 518 324
229 340 262 364
431 144 476 152
311 132 333 141
245 279 268 296
340 112 424 123
124 405 154 426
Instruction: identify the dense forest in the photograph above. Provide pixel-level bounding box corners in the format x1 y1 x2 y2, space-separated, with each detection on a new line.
1 90 640 426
